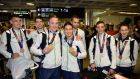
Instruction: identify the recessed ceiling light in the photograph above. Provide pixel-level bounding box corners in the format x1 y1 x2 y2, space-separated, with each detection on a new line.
129 3 138 7
0 3 4 5
26 3 34 6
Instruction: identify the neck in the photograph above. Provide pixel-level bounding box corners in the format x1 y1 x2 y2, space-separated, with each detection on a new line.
13 27 20 30
121 35 127 39
37 28 43 32
98 32 104 36
49 28 56 33
67 35 73 40
74 28 78 30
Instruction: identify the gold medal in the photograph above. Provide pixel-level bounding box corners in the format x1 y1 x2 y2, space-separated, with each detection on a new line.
69 47 74 53
20 48 24 53
119 55 122 59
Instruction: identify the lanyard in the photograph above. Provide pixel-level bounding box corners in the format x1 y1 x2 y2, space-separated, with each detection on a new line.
48 30 56 45
98 33 106 53
65 36 74 47
12 28 23 49
118 41 128 56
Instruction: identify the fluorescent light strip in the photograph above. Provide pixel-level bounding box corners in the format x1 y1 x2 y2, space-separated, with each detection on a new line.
0 10 8 12
118 12 140 15
26 3 34 6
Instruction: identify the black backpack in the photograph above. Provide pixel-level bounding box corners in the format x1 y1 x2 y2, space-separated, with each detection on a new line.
92 36 112 62
5 29 32 54
23 30 33 49
37 32 62 63
115 38 135 62
76 46 83 72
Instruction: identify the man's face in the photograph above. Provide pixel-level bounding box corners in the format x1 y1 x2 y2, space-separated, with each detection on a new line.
48 17 59 32
10 17 22 29
71 18 80 29
64 25 73 38
96 23 105 34
35 19 44 29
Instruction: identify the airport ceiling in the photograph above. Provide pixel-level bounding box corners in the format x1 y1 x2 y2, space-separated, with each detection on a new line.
0 0 140 12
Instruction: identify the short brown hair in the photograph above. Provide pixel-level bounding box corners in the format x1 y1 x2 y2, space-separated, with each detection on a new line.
35 16 44 22
71 15 79 21
96 21 105 26
49 15 58 20
119 24 130 30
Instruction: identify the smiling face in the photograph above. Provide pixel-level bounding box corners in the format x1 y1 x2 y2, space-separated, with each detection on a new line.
35 18 44 29
64 23 73 38
119 25 129 37
96 23 105 34
48 17 59 32
10 17 22 29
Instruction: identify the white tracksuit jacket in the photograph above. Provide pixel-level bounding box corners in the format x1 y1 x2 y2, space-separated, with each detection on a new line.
61 36 87 72
89 33 116 69
116 37 138 67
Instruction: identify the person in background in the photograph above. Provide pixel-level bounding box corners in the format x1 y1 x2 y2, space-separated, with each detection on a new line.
61 22 87 79
71 15 86 49
107 24 117 36
89 21 116 79
0 29 6 76
133 18 140 44
30 15 61 79
115 24 138 78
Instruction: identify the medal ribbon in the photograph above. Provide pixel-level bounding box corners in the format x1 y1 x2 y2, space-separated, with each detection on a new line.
12 28 23 49
48 30 56 45
98 33 106 53
65 36 74 47
118 41 128 56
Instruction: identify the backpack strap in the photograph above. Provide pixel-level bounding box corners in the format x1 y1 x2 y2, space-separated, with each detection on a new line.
6 30 13 54
59 32 62 56
39 33 47 49
92 37 96 60
22 29 33 49
22 29 28 40
106 36 112 62
37 33 47 63
130 39 135 62
76 46 83 72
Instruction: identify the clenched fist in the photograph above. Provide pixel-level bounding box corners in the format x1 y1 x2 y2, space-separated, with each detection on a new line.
12 53 20 59
43 44 54 54
69 47 77 57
